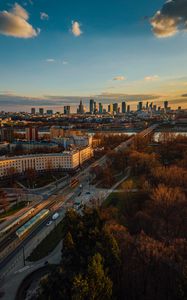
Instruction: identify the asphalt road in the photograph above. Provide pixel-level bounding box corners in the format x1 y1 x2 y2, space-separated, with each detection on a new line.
0 124 158 279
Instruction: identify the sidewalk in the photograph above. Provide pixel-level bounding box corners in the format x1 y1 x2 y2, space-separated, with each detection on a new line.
1 241 62 300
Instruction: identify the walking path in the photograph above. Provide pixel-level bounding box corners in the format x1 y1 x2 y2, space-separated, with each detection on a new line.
1 240 62 300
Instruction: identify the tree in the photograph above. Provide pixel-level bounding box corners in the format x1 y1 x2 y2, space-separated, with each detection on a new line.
86 253 113 300
6 167 16 185
72 254 113 300
117 231 187 300
129 151 159 176
38 208 120 300
150 184 187 239
0 189 9 213
151 165 187 189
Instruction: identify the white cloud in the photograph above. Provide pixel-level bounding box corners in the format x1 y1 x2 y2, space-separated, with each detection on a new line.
46 58 56 63
13 3 28 20
150 11 179 38
40 12 49 21
0 3 39 38
113 76 126 81
144 75 160 81
71 21 82 36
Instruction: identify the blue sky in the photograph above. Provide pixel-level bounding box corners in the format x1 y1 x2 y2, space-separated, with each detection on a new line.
0 0 187 110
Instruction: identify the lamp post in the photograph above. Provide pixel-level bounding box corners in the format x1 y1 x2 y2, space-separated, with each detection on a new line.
22 246 26 267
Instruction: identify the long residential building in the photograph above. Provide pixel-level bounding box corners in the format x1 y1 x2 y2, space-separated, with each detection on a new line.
0 146 93 178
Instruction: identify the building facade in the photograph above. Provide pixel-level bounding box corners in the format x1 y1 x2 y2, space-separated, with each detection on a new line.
25 127 38 141
0 146 93 178
1 127 14 143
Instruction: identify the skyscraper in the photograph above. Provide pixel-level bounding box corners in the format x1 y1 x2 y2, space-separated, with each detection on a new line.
77 100 85 114
99 103 103 114
108 104 113 113
94 101 98 114
137 101 143 111
89 99 94 114
164 101 168 110
122 102 126 113
127 105 130 113
64 106 71 115
39 108 44 115
31 108 35 115
113 103 118 114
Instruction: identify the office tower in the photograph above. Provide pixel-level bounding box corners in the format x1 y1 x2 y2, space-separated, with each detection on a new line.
113 103 118 114
127 105 130 113
108 103 113 113
137 101 143 111
1 127 14 142
146 102 149 110
39 108 44 115
89 99 94 114
31 107 35 115
158 106 161 111
47 110 53 115
77 100 85 114
93 101 98 114
149 102 153 109
153 105 157 111
64 106 71 115
164 101 168 110
25 127 38 141
122 101 126 113
99 103 103 114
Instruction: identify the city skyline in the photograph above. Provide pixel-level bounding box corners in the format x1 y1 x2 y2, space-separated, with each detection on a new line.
0 0 187 109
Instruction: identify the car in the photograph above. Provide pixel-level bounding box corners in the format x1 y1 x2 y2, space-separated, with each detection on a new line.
52 212 60 220
85 192 91 195
46 220 52 226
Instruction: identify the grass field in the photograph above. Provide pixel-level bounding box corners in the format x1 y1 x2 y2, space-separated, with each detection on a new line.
0 202 26 219
21 172 66 188
28 220 64 262
103 189 149 227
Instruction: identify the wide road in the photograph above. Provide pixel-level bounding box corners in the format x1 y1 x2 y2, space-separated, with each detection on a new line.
0 124 158 280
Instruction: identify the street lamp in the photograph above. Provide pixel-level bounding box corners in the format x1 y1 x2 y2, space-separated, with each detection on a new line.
22 246 26 267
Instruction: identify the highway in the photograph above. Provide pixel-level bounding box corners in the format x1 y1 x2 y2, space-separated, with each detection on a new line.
0 124 158 279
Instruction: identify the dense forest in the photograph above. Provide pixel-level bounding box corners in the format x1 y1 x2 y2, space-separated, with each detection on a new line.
38 133 187 300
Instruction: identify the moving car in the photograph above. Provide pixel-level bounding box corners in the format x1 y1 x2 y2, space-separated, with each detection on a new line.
52 212 60 220
46 220 53 226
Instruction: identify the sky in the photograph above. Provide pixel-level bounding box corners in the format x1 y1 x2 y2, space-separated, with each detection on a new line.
0 0 187 111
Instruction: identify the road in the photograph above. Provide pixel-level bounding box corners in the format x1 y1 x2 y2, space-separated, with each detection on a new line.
0 124 158 284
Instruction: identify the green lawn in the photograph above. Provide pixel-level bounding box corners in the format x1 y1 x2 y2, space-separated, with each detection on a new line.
28 220 64 262
117 176 139 190
21 172 66 188
103 192 125 209
103 189 149 226
0 201 26 219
